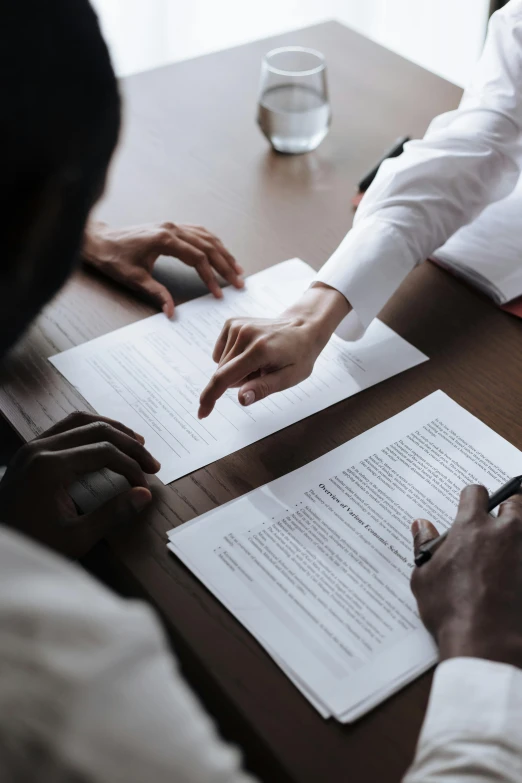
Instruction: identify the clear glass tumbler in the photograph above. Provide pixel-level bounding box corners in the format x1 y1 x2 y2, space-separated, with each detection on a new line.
257 46 331 155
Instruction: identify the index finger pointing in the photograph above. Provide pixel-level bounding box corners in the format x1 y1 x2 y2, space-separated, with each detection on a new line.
212 321 234 364
198 350 263 418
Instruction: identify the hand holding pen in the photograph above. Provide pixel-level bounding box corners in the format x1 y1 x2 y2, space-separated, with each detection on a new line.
410 483 522 670
415 475 522 566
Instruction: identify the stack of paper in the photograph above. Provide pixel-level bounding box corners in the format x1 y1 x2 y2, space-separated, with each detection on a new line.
168 392 522 721
50 259 427 487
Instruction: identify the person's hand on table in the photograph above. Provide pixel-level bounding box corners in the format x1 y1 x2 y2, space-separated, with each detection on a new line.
0 412 161 559
198 282 352 418
411 484 522 668
83 221 244 318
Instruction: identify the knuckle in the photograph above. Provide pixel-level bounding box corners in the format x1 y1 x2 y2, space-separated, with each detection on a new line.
68 411 90 427
27 449 52 471
21 439 37 456
253 334 270 353
225 317 241 331
17 441 37 464
99 440 118 456
502 494 522 512
91 420 113 437
501 508 522 531
212 370 224 387
158 228 173 246
238 323 255 340
160 221 176 233
254 380 271 400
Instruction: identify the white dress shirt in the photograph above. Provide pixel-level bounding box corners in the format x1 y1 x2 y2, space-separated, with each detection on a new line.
0 525 256 783
316 0 522 340
2 521 522 783
405 658 522 782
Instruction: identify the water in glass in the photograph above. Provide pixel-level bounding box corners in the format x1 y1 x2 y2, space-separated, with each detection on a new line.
257 47 330 155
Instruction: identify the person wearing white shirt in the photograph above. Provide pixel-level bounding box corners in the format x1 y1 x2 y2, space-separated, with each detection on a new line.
3 1 522 782
197 0 522 418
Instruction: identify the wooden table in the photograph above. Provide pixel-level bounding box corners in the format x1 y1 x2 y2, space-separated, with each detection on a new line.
3 20 515 783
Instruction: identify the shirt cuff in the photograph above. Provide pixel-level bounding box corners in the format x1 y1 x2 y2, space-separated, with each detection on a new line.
420 658 522 741
314 216 416 340
405 657 522 783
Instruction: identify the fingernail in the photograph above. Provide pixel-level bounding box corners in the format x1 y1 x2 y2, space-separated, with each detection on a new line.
152 458 161 471
162 304 171 317
135 432 145 445
242 391 255 406
130 488 152 512
411 520 421 537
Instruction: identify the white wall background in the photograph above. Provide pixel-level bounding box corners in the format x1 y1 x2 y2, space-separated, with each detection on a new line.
90 0 490 87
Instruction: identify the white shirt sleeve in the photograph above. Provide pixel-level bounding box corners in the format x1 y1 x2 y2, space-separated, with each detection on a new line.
404 658 522 783
316 0 522 340
0 525 257 783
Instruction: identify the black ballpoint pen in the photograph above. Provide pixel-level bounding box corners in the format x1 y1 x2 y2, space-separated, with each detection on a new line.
414 475 522 567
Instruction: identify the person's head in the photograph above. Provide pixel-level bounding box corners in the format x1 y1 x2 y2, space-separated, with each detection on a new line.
0 0 120 358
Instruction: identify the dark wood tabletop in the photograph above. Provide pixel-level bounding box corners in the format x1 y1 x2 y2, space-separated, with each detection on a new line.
4 20 516 783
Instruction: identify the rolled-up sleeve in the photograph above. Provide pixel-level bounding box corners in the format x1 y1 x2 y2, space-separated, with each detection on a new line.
404 658 522 783
317 0 522 340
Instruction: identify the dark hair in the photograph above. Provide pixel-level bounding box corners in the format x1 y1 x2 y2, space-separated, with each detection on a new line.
0 0 121 266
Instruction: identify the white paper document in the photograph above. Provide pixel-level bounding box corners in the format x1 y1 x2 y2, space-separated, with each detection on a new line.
433 149 522 304
168 391 522 721
50 259 427 484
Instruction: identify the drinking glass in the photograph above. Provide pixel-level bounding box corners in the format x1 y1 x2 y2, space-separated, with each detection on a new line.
257 46 331 155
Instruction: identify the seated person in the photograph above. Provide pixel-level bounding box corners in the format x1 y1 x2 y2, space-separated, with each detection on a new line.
1 2 521 781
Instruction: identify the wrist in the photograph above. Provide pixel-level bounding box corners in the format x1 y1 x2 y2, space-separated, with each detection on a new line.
284 283 352 351
438 623 522 670
82 221 113 270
